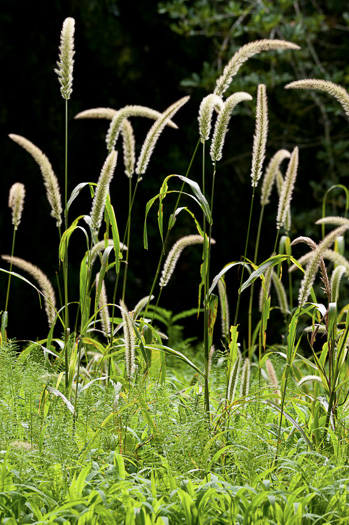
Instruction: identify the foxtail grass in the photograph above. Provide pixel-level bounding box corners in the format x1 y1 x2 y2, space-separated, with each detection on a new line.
8 135 62 229
234 84 269 330
2 183 26 340
1 255 56 327
214 39 300 97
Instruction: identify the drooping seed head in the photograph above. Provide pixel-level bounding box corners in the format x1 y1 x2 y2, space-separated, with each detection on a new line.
9 134 62 227
285 79 349 119
214 39 300 98
297 225 349 306
1 255 56 326
260 149 291 206
136 96 190 176
160 234 213 288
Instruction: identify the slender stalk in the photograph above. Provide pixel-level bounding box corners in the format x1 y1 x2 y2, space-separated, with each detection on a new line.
203 162 217 415
110 176 140 341
247 204 265 349
234 188 256 326
273 229 281 256
1 231 16 341
4 230 16 313
145 139 201 318
122 176 133 302
63 98 70 390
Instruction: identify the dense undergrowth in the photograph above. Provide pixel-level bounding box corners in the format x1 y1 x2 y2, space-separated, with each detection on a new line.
0 16 349 524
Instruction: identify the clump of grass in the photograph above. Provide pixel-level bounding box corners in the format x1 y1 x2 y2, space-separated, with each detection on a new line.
3 17 349 524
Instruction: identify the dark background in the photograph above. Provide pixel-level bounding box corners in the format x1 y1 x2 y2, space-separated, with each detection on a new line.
1 0 349 347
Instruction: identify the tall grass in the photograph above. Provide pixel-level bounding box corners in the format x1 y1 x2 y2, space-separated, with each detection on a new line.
1 18 349 523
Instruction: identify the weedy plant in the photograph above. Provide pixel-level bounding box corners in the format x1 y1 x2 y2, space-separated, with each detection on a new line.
1 17 349 523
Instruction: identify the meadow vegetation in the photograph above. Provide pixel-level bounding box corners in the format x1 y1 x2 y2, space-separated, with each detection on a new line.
0 16 349 524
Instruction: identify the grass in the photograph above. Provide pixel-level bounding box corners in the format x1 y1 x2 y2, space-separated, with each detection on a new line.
0 18 349 524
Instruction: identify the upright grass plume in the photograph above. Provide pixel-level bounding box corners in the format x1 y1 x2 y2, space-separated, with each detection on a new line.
8 183 25 231
159 235 208 288
136 96 190 175
265 359 280 402
240 358 251 398
250 84 268 188
285 79 349 118
214 39 300 98
95 273 110 337
3 183 26 334
218 278 230 341
293 224 349 306
271 271 289 315
227 355 241 404
8 135 62 228
120 300 135 379
276 170 292 232
330 265 346 303
210 92 252 163
276 147 299 230
198 94 223 143
90 150 118 233
54 17 75 100
121 119 136 178
1 255 56 327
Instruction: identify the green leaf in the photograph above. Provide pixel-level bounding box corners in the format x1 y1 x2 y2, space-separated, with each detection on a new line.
59 215 86 261
46 386 75 415
209 261 252 295
66 182 94 212
239 254 304 293
177 175 212 224
261 399 313 450
144 344 205 377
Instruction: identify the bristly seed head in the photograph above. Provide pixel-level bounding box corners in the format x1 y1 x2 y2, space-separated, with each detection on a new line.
8 183 25 231
160 235 214 288
8 134 62 227
55 17 75 100
210 92 252 163
90 150 118 232
276 146 299 230
1 255 56 327
250 84 268 188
